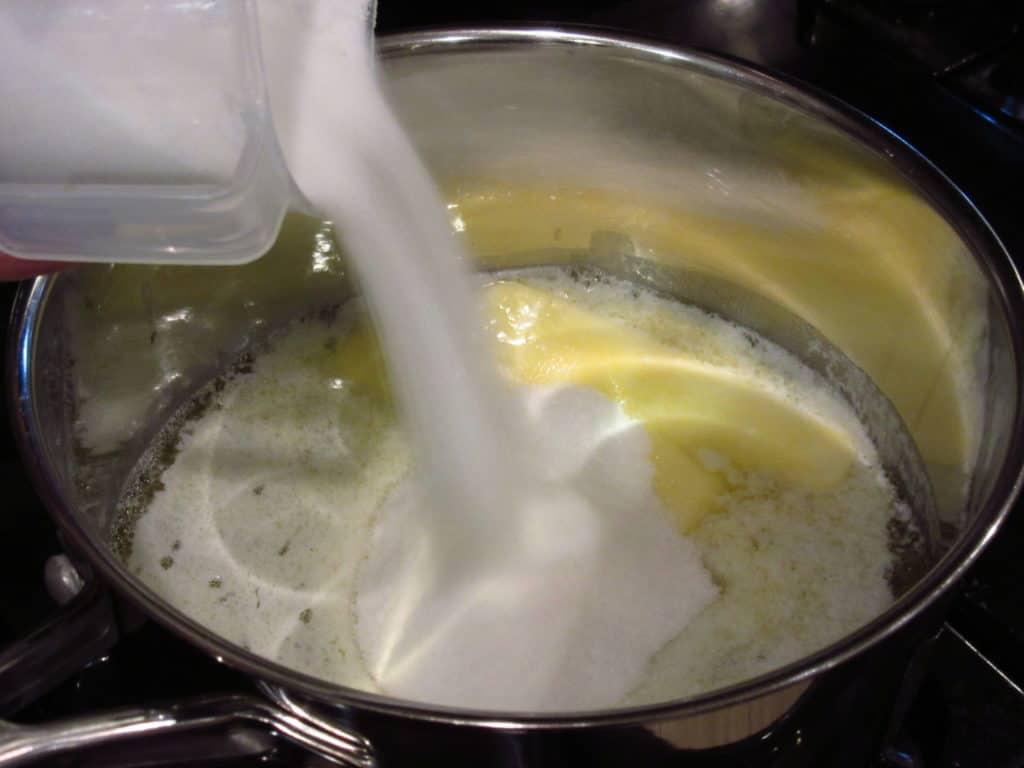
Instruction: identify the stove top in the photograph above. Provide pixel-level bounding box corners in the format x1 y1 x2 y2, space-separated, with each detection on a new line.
2 1 1024 766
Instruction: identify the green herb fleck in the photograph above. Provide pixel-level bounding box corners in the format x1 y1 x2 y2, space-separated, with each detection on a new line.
209 578 222 589
253 484 265 496
159 556 174 570
171 539 181 551
299 608 312 625
318 303 340 326
278 540 291 557
235 351 254 375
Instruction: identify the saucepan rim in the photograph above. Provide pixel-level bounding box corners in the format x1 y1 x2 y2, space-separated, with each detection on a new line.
7 26 1024 729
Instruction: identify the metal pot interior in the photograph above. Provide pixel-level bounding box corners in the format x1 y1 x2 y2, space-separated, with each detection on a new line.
9 30 1023 724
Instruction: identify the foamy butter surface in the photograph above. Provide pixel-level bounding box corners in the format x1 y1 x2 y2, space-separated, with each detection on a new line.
123 269 899 708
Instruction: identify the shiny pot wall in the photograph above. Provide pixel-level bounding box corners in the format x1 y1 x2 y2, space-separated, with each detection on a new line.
3 29 1023 767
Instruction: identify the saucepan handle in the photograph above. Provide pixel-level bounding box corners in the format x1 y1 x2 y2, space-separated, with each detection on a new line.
0 555 375 767
0 693 377 767
0 559 118 717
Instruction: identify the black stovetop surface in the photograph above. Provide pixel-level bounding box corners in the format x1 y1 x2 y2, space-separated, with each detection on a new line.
3 2 1024 766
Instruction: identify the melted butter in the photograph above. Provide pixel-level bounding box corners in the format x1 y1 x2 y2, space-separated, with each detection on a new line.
484 280 864 532
446 178 986 523
316 276 867 534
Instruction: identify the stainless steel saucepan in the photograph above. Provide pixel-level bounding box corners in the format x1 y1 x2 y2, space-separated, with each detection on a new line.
2 29 1022 767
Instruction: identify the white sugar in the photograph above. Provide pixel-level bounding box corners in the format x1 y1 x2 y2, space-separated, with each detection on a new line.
357 384 717 710
253 0 718 710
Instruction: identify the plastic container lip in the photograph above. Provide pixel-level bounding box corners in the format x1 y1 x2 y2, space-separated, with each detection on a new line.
0 136 296 265
0 0 300 266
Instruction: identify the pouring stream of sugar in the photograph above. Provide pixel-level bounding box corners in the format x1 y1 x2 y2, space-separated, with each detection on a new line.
255 0 715 710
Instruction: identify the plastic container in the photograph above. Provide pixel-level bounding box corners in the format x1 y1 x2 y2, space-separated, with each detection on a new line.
0 0 300 265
